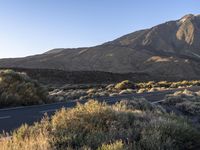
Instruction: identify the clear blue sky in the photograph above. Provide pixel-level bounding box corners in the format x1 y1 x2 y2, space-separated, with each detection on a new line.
0 0 199 58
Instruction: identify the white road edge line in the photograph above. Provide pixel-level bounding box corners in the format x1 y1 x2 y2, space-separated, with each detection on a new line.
191 51 200 59
151 99 165 104
40 109 57 114
0 116 11 120
0 107 25 111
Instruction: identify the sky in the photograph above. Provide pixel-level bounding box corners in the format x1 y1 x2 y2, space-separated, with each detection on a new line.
0 0 200 58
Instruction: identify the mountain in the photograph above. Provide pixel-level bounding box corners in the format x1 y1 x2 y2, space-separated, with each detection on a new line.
1 14 200 80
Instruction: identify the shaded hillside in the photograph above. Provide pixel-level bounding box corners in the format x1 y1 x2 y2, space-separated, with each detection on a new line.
0 68 151 85
1 68 199 86
0 14 200 80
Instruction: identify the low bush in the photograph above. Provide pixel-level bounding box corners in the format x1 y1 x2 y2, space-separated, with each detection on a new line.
136 80 200 90
115 80 135 90
1 99 200 150
162 90 200 115
0 70 49 107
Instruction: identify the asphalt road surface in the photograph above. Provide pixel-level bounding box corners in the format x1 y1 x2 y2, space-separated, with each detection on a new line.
0 86 200 133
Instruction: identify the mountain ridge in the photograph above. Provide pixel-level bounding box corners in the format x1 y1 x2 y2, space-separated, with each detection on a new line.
0 14 200 80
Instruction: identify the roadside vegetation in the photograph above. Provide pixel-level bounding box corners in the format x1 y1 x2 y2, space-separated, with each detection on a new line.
136 80 200 92
1 99 200 150
162 89 200 116
49 80 200 102
137 80 200 88
0 69 200 108
0 69 50 108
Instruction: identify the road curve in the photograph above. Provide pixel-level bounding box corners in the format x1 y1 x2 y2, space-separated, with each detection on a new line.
0 86 199 133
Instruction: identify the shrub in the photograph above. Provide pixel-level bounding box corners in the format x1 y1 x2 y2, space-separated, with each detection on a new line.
139 115 200 150
0 70 49 107
136 80 200 90
157 81 171 88
176 101 200 115
1 99 200 150
115 80 135 90
162 90 200 115
114 98 165 113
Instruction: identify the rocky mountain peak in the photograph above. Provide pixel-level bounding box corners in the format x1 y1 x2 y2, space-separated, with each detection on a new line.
113 14 200 54
176 14 200 49
179 14 195 23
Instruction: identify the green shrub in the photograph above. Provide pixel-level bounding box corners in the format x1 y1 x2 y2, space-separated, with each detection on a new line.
115 80 135 90
0 69 49 107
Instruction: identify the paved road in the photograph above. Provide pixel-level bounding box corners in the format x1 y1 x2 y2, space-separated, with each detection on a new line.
0 86 199 133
